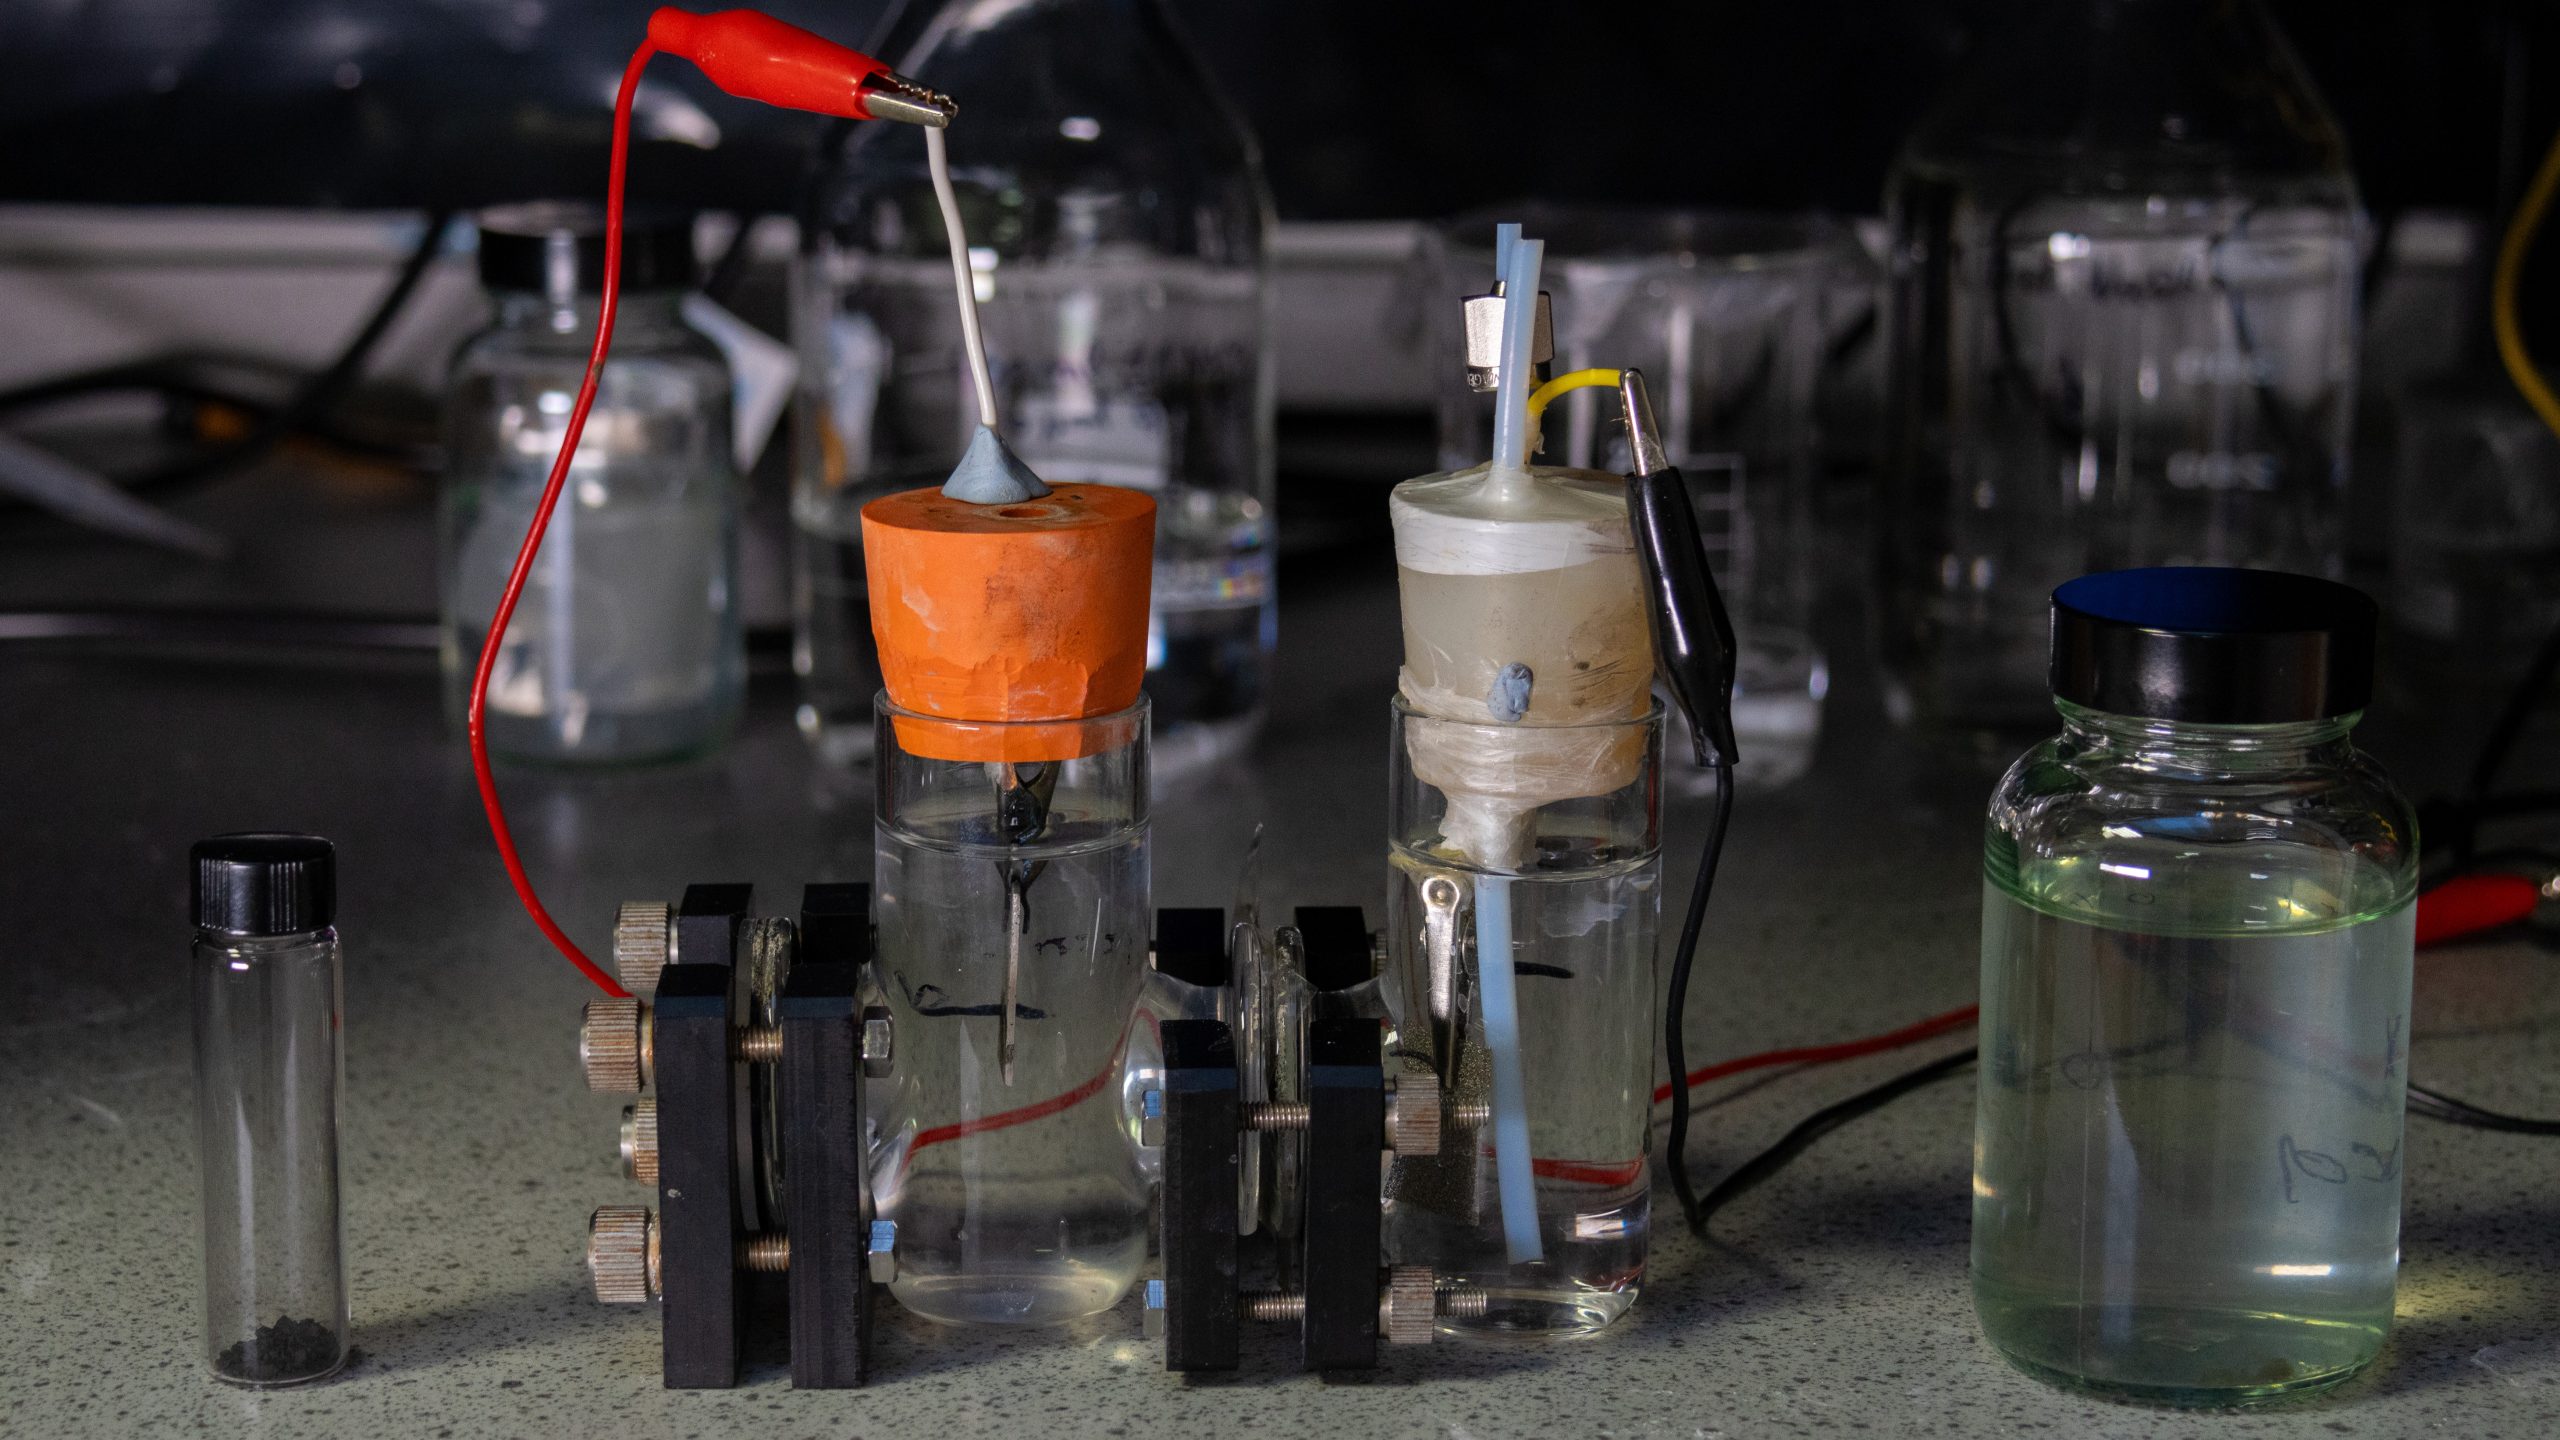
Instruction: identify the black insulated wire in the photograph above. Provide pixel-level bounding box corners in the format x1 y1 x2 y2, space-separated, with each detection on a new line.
1664 761 1735 1233
120 209 457 493
1690 1046 1979 1235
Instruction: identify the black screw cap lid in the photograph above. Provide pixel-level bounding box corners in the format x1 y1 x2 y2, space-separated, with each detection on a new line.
475 201 696 298
2050 567 2377 725
193 833 336 936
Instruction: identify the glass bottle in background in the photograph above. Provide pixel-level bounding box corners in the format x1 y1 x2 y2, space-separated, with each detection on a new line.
1975 568 2416 1404
794 0 1274 775
1432 209 1841 790
441 203 744 764
2388 378 2560 719
194 833 349 1387
1882 0 2365 735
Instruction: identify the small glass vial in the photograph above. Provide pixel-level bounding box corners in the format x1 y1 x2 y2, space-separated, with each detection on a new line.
193 833 349 1387
867 699 1152 1325
1975 568 2418 1405
1381 698 1663 1336
440 202 744 764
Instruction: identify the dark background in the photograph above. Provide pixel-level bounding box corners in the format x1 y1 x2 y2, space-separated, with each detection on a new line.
0 0 2549 224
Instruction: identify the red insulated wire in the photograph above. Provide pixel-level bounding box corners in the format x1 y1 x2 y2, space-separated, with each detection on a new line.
466 41 661 1000
1650 1003 1982 1107
1630 872 2514 1110
909 1022 1140 1153
870 861 2522 1171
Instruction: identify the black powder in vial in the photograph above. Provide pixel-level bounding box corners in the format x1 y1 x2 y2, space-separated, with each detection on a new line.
215 1314 343 1383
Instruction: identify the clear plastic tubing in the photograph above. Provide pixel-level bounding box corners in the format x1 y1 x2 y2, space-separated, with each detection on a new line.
192 833 349 1386
868 700 1152 1326
1382 699 1664 1337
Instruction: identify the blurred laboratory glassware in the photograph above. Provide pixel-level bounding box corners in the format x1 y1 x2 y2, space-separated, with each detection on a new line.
1882 0 2364 735
2389 378 2560 716
795 0 1273 776
1433 209 1838 790
441 204 743 764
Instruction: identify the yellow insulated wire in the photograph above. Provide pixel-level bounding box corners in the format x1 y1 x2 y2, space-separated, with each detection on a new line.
1525 368 1624 421
2494 124 2560 441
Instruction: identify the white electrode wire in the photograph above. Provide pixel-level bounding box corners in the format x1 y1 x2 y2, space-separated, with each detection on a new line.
926 125 999 431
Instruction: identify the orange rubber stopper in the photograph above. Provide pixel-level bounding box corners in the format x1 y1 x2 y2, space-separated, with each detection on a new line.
861 483 1156 763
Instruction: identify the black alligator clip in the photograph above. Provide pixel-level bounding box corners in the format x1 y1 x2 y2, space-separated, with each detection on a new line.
1617 369 1741 768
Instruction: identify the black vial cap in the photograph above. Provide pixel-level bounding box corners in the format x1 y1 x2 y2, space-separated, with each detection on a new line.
193 833 336 937
475 201 696 299
2050 567 2377 725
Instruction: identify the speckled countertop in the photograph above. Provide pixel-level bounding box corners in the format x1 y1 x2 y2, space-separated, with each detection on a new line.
3 468 2557 1438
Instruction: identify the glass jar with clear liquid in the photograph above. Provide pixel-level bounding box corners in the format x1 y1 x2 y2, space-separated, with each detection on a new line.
1881 0 2364 734
441 204 743 763
794 0 1273 773
1381 699 1662 1336
1975 567 2418 1405
868 700 1152 1325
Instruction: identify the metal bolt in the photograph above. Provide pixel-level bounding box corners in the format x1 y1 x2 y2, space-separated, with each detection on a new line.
867 1220 898 1283
737 1232 790 1273
1141 1278 1167 1340
1239 1272 1477 1339
1438 1286 1490 1321
733 1025 783 1063
587 1206 659 1303
613 901 675 995
862 1005 895 1079
619 1099 657 1184
580 998 651 1092
1139 1088 1165 1147
1240 1101 1311 1132
1449 1100 1491 1130
1242 1290 1306 1323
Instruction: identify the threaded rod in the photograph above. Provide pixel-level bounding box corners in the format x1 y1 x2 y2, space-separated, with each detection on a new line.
1436 1287 1490 1319
734 1026 782 1063
1243 1291 1306 1322
737 1233 790 1272
1240 1102 1310 1132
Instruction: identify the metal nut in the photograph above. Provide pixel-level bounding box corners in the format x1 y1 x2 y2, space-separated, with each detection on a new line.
862 1005 895 1079
1460 289 1554 392
613 901 675 994
588 1206 659 1303
580 997 650 1092
1141 1278 1167 1341
1380 1265 1435 1347
867 1220 898 1284
1139 1088 1165 1148
620 1099 657 1184
1387 1072 1442 1158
